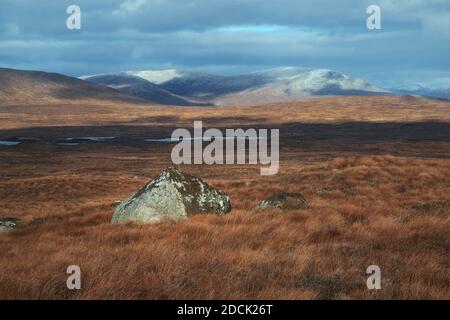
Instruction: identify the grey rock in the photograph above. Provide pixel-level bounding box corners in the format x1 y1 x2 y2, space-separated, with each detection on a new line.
316 187 332 195
112 166 231 224
258 192 309 210
0 217 20 233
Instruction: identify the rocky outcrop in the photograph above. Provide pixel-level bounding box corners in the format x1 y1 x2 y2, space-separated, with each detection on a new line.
112 166 231 224
0 218 20 233
258 192 309 210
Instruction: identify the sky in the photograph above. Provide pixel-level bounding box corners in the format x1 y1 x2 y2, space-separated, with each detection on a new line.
0 0 449 89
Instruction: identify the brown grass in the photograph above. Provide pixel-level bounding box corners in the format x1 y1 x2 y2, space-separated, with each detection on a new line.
0 96 449 299
1 96 450 131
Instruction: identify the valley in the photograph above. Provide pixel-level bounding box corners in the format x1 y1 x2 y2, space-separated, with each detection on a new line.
0 96 449 299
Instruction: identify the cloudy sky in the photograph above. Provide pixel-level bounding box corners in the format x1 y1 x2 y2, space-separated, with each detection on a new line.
1 0 449 89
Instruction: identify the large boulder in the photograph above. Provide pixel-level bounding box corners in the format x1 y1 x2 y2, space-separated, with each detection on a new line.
112 166 231 224
258 192 309 210
0 218 20 233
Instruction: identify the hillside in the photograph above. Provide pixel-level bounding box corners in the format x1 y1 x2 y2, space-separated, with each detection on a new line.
0 68 141 105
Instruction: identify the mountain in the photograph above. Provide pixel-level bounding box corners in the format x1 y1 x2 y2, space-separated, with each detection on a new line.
407 87 450 101
0 67 400 107
82 73 210 106
84 67 391 106
126 69 268 99
0 68 140 104
212 67 391 105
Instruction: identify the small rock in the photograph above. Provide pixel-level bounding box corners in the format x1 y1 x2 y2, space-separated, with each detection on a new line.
258 192 309 210
316 187 332 195
112 166 231 224
0 218 20 233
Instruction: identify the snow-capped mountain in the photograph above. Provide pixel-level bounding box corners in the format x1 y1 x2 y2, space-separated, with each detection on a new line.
407 87 450 101
126 69 266 99
389 84 450 101
82 67 391 106
214 67 390 105
82 73 209 106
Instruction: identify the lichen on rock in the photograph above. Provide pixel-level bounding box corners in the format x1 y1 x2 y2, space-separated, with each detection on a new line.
112 166 231 224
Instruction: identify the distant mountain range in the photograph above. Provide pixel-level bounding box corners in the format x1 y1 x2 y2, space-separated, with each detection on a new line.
1 67 448 106
82 67 392 105
394 87 450 101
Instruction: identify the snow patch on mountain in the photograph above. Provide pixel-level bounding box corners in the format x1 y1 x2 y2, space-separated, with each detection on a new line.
125 69 183 84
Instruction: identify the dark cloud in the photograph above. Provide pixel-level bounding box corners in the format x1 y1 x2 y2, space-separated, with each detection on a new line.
0 0 449 88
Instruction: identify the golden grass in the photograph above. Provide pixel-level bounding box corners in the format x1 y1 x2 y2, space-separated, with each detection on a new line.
0 96 449 299
1 96 450 131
